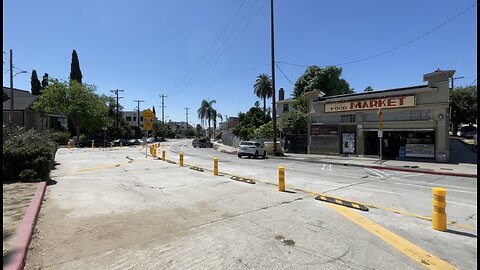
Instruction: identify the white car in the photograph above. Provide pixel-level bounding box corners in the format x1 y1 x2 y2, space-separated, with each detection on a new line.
474 133 477 151
237 141 266 159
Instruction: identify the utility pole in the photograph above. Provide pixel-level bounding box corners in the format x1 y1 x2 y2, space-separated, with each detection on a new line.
185 107 190 130
270 0 277 155
133 100 145 128
9 49 13 123
159 94 167 123
451 76 464 89
110 89 124 130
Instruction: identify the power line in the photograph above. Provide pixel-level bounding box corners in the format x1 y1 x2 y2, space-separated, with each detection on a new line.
275 62 294 86
278 2 477 68
469 78 477 86
177 0 268 93
133 100 145 128
168 0 248 94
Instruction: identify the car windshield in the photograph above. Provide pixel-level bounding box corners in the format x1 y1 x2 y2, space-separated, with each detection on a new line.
240 142 254 146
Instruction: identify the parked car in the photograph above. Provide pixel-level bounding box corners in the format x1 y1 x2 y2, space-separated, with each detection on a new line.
457 124 477 138
237 141 266 159
110 138 130 146
128 139 143 145
474 133 477 151
146 137 155 143
192 138 199 147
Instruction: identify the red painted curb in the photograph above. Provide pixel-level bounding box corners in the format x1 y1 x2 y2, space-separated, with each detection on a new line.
371 166 477 178
5 181 47 270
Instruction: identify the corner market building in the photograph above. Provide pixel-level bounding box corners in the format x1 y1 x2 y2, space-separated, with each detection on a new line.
305 69 454 162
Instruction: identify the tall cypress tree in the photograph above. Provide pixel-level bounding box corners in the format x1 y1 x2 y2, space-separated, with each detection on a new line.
70 50 83 83
31 70 42 95
41 73 49 90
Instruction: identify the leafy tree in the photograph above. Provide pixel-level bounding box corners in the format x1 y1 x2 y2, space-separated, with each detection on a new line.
293 95 308 114
233 106 271 140
280 111 307 134
450 86 477 134
32 79 109 137
152 121 167 139
293 66 353 98
254 101 260 108
364 86 374 92
70 50 83 83
41 73 49 90
30 70 42 95
253 73 273 112
255 121 272 140
195 124 203 137
197 99 216 138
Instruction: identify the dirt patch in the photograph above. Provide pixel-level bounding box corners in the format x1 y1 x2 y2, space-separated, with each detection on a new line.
3 182 39 267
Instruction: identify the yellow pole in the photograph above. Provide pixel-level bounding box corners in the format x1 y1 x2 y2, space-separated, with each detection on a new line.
67 141 71 149
180 151 184 166
153 147 157 158
162 148 166 161
120 142 122 148
278 166 285 191
91 140 94 148
432 187 447 231
214 157 218 175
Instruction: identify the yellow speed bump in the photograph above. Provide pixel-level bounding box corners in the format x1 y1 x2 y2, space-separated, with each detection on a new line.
315 195 369 212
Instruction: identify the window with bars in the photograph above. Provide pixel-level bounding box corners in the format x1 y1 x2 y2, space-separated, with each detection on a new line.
341 114 356 122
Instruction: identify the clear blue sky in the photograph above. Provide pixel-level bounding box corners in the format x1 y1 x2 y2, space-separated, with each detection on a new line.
3 0 477 126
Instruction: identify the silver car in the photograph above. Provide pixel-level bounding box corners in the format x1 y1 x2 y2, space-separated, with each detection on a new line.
237 141 266 159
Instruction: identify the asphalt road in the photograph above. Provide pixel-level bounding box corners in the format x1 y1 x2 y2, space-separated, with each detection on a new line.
24 140 477 270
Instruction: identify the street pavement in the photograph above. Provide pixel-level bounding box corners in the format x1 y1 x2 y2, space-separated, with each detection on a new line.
23 140 477 269
212 139 477 177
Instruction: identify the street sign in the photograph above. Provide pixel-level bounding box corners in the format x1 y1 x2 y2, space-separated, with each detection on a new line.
143 120 153 131
143 109 154 119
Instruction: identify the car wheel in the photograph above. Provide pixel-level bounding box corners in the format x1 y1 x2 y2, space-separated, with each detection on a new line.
238 154 242 158
262 152 266 159
254 151 258 159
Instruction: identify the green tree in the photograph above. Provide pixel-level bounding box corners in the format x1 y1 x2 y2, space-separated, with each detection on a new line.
253 73 273 112
41 73 49 90
255 121 272 140
32 79 109 137
31 70 42 95
364 86 374 92
70 50 83 83
254 101 260 108
280 111 307 134
195 124 203 137
197 99 216 138
233 106 271 140
293 95 308 114
451 86 477 134
293 66 353 98
152 121 167 139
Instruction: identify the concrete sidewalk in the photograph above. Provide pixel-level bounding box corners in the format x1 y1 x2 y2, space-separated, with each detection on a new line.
212 141 477 178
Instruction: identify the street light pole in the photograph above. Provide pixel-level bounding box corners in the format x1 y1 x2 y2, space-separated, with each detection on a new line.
9 49 14 123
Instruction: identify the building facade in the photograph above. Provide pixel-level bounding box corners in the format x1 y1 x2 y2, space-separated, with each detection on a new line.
306 69 454 162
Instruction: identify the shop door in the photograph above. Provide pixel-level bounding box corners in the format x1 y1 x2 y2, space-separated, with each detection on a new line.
342 133 355 154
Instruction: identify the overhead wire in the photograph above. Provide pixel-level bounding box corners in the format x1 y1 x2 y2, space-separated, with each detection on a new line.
175 0 268 94
469 78 477 86
167 0 248 95
277 2 477 69
275 62 295 86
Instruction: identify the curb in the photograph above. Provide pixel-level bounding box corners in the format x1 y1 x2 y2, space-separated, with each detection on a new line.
6 181 47 270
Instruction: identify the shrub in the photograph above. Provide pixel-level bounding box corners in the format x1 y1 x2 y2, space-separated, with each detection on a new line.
49 131 70 145
3 127 58 182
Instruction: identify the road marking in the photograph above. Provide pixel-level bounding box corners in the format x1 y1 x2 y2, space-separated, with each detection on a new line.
365 168 385 178
393 182 477 194
321 164 326 170
327 203 459 270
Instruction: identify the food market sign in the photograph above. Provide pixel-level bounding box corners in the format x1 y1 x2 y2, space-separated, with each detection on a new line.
325 96 415 113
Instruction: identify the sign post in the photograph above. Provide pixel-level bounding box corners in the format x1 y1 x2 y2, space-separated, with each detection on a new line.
143 109 154 158
378 108 383 164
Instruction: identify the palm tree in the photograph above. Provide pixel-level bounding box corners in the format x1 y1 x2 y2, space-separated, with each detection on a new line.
213 111 223 137
253 73 273 112
197 99 216 138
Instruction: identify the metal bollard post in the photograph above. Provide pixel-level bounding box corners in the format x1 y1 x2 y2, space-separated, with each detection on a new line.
91 140 94 148
432 187 447 231
278 166 285 192
214 157 218 176
180 151 184 167
67 141 71 149
162 148 166 161
120 142 122 148
153 147 157 158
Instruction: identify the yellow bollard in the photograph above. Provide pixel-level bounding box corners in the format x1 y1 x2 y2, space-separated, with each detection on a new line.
67 141 71 149
120 142 122 148
432 187 447 231
153 147 157 158
278 166 285 192
214 157 218 176
162 148 166 161
180 151 184 166
91 140 95 148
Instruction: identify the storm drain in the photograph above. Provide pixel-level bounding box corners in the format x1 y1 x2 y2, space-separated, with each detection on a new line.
315 195 369 211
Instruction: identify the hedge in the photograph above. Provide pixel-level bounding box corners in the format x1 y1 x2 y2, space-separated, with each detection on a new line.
3 125 58 182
